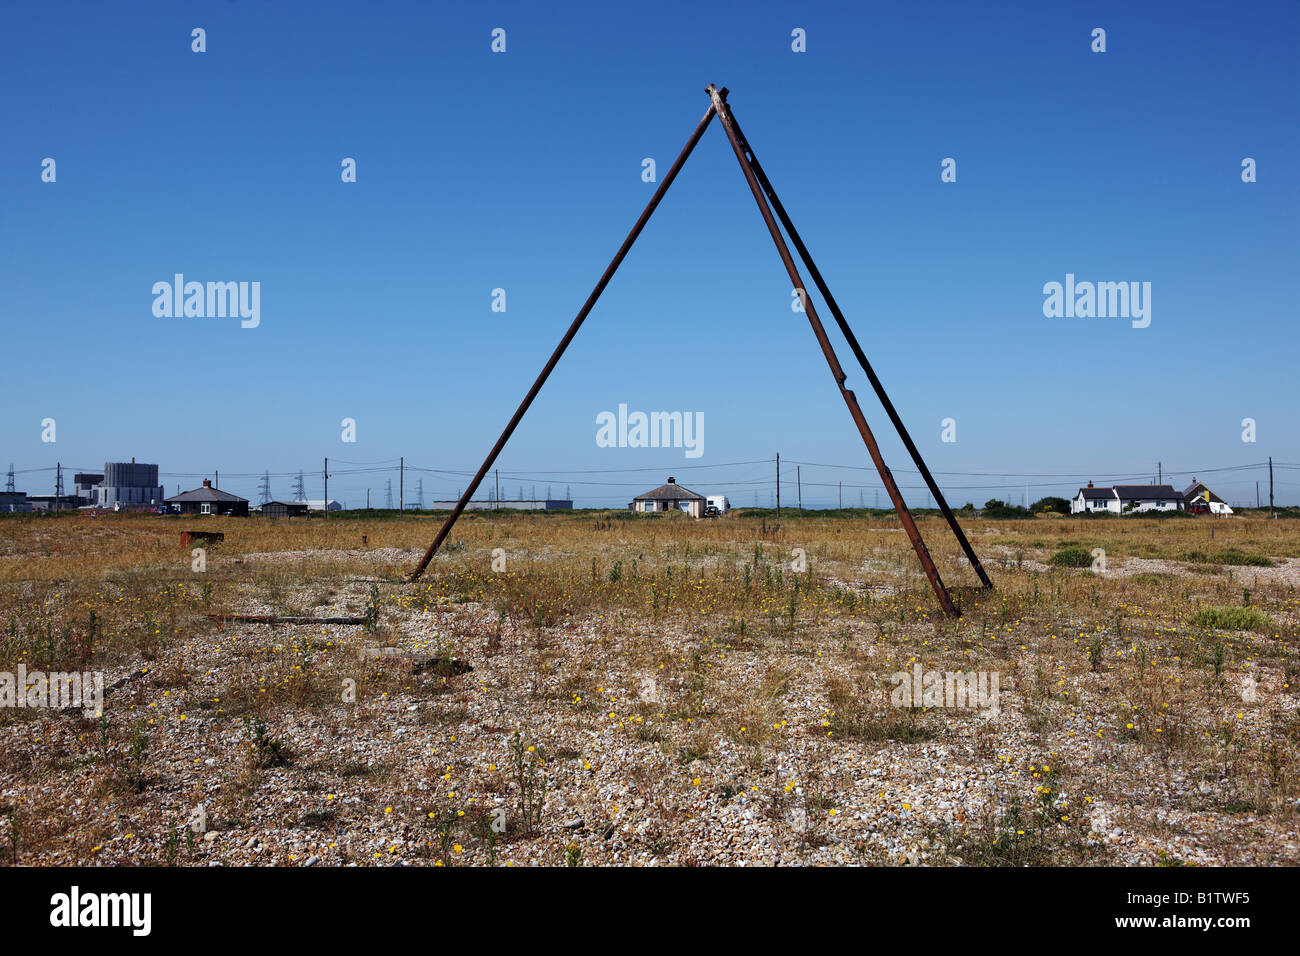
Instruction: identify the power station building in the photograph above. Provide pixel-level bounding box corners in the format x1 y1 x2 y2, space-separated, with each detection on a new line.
73 473 103 503
96 459 165 508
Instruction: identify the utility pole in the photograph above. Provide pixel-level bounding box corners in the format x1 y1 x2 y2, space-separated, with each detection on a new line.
367 488 370 510
399 457 404 515
215 470 219 490
1269 456 1274 517
1256 481 1260 509
495 468 500 507
775 453 780 516
323 458 329 521
1157 462 1162 485
55 462 61 514
797 466 802 512
839 480 842 510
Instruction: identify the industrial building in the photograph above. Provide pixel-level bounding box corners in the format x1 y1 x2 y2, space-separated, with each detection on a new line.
95 460 165 508
429 498 573 511
0 492 32 513
25 494 83 512
12 460 162 511
165 480 249 517
73 473 103 503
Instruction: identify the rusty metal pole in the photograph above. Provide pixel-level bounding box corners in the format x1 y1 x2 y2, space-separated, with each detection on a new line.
721 103 993 591
706 84 958 617
410 100 720 581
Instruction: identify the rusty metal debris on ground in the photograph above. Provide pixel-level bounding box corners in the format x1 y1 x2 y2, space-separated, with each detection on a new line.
206 614 367 625
410 85 993 617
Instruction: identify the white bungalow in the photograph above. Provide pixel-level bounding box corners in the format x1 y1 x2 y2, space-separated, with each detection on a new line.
1071 482 1118 514
1071 482 1183 515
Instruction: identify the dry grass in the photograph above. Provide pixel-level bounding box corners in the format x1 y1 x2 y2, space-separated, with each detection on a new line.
0 509 1297 865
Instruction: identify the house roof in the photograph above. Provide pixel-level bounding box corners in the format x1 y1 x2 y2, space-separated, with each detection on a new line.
1182 481 1224 504
634 478 705 501
1077 487 1116 500
1113 484 1180 501
262 500 307 508
166 480 247 504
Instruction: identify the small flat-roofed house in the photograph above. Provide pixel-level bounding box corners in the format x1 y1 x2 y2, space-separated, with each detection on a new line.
261 500 309 518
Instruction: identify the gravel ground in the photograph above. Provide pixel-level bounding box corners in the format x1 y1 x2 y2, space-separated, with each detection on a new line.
3 545 1298 867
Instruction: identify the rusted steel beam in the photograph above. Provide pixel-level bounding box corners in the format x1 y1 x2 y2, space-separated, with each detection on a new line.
705 84 959 618
720 103 994 591
206 614 366 625
410 100 720 582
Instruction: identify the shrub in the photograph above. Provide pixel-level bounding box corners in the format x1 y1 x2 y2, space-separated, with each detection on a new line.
362 583 381 631
1189 606 1270 631
245 717 291 768
982 499 1032 520
1049 547 1093 568
1180 548 1272 567
511 732 548 835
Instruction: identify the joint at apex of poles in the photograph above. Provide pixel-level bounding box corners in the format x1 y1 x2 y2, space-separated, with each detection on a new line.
704 84 729 100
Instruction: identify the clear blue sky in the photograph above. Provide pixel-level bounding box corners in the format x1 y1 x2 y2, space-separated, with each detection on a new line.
2 0 1296 508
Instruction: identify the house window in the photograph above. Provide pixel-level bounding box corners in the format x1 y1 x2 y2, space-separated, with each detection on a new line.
201 503 211 515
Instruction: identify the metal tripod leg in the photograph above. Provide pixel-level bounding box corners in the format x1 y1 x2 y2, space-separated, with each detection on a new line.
410 101 719 581
720 100 994 591
706 84 959 618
